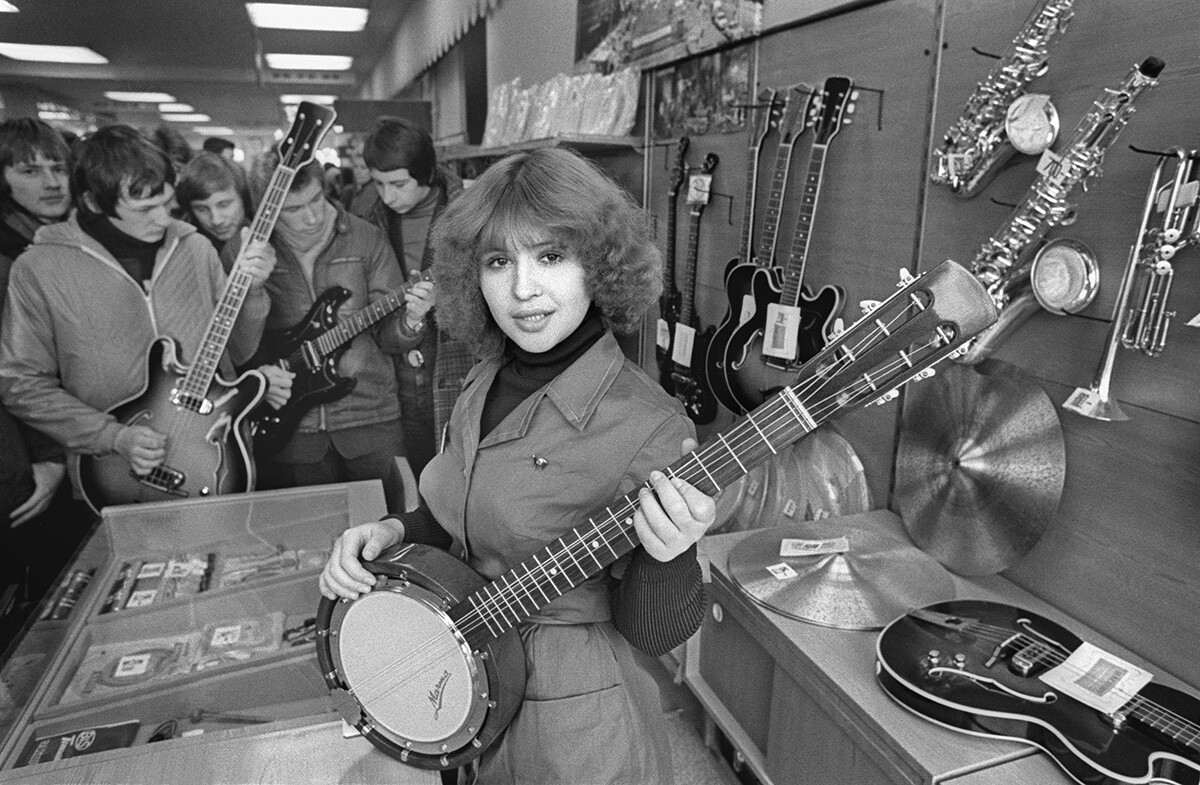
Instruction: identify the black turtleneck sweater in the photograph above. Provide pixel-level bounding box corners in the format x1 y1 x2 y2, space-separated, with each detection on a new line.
78 209 164 286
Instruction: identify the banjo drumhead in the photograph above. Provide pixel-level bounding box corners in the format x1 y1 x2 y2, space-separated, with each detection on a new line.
336 588 480 747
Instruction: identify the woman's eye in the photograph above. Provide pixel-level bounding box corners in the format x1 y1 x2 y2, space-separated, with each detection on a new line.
542 253 563 264
485 256 509 269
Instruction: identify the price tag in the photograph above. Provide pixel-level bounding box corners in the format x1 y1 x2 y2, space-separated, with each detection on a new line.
686 173 713 204
1039 641 1153 715
114 653 152 678
210 624 243 647
671 323 697 367
124 589 157 608
766 562 798 581
738 294 756 325
780 537 849 557
136 561 166 580
164 560 193 579
656 318 671 350
762 303 801 359
1063 387 1102 412
1036 148 1064 183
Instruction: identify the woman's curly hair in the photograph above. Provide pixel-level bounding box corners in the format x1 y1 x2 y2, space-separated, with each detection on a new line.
431 147 662 359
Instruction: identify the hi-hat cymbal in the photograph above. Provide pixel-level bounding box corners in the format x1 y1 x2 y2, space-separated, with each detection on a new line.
895 358 1065 576
727 520 956 630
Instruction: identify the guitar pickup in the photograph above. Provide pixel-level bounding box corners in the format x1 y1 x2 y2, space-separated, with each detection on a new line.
1010 642 1053 677
170 388 213 414
138 465 187 496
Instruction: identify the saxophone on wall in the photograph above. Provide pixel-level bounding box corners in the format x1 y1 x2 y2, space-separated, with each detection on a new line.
930 0 1077 198
958 56 1166 365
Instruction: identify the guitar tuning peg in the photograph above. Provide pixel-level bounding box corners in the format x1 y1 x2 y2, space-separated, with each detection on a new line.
843 118 852 125
948 344 970 359
897 267 915 287
845 104 856 114
830 317 845 337
916 367 936 381
859 299 882 314
850 90 860 100
870 389 900 406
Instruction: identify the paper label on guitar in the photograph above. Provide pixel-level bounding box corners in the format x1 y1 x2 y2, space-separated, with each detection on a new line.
1039 641 1153 715
1063 387 1102 412
656 318 671 350
780 537 849 557
738 295 756 325
766 562 798 580
671 323 697 366
763 303 802 359
687 173 713 204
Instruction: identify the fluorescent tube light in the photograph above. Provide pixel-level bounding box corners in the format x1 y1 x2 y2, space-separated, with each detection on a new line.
246 3 368 32
105 91 177 103
0 2 20 13
159 103 195 113
38 111 74 121
265 53 352 71
162 113 211 123
278 94 336 105
194 127 235 136
0 43 108 63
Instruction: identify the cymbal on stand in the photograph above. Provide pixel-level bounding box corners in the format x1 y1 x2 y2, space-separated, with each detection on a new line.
727 520 956 631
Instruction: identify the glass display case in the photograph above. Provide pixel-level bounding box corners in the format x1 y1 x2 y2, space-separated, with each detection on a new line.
0 481 433 783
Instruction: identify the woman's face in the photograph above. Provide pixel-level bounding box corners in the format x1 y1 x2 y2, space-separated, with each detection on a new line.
479 233 592 354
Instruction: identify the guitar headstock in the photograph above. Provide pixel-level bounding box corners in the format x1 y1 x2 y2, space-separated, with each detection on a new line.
277 101 338 170
668 136 690 198
780 83 816 146
686 153 719 208
809 76 856 146
749 86 780 152
791 261 997 419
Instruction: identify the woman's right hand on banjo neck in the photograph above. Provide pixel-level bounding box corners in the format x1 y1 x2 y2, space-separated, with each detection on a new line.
319 518 406 600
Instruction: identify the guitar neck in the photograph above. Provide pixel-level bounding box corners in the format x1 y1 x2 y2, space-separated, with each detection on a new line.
738 140 763 263
182 165 297 396
679 205 705 325
1131 694 1200 751
663 189 681 310
756 138 800 268
780 144 829 306
316 289 410 357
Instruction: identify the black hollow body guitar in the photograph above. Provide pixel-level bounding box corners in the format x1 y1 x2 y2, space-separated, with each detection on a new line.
75 102 336 515
656 136 690 394
669 153 720 424
247 270 434 455
316 260 998 771
703 86 781 415
723 76 854 413
877 599 1200 785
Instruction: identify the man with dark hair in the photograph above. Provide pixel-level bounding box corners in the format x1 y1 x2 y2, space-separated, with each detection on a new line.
341 134 378 217
176 151 250 268
361 117 467 476
0 124 278 491
202 136 236 160
244 150 420 495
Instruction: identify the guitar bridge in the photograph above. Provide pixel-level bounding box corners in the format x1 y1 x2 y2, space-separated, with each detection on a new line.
137 465 188 496
170 388 213 414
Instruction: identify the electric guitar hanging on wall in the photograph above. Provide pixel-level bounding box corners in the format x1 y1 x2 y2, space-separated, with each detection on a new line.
76 102 337 515
656 136 690 394
703 86 781 414
723 76 855 412
317 260 999 772
877 599 1200 785
246 270 435 456
669 153 720 424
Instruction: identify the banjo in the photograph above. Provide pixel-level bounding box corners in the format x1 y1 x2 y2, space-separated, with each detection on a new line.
315 259 998 770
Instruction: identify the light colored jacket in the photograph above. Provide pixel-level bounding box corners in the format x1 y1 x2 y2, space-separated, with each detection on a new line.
0 213 268 455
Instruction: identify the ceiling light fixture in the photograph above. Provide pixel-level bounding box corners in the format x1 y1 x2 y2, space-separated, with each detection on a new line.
194 126 235 136
246 3 368 32
278 94 337 105
0 2 20 13
159 103 195 113
162 113 211 123
265 53 352 71
0 43 108 63
38 111 74 121
105 91 177 103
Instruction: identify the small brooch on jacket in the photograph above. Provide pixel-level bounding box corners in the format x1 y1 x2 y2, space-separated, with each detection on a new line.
532 455 549 470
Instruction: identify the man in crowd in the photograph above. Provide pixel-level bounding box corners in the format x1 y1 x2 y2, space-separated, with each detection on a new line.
0 125 279 492
361 118 468 475
176 150 250 269
342 134 379 217
245 151 421 495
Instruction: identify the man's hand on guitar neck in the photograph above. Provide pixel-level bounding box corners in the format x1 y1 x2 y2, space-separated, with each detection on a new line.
234 227 278 290
113 424 167 476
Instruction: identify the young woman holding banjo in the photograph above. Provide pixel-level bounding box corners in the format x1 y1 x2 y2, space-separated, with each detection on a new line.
319 147 717 784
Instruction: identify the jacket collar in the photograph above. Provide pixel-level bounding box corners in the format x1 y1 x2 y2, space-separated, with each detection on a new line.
33 210 196 260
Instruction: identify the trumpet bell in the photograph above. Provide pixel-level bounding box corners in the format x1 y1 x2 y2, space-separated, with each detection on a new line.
1029 237 1099 315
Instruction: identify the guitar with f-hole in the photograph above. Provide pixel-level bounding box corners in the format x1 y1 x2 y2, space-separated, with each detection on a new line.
655 136 690 394
723 76 854 413
75 103 337 514
704 85 807 414
669 153 720 424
